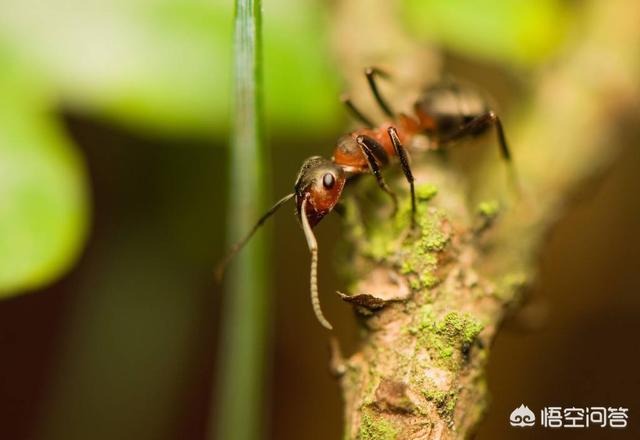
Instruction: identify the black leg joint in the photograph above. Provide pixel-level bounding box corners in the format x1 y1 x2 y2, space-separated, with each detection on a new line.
387 127 416 228
356 135 398 215
365 67 394 118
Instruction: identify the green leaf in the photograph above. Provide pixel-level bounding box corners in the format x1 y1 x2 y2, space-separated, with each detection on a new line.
214 0 270 438
264 0 341 134
0 50 89 297
0 0 340 138
402 0 570 66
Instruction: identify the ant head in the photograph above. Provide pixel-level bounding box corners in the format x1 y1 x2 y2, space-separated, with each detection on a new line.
295 156 346 227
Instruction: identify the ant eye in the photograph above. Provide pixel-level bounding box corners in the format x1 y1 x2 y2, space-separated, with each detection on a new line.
322 173 335 189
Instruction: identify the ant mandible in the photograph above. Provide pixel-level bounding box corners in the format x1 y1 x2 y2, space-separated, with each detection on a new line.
217 67 512 330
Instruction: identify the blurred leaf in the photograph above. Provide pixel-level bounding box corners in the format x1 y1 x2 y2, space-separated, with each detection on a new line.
0 0 340 138
264 0 341 135
0 49 89 297
402 0 569 66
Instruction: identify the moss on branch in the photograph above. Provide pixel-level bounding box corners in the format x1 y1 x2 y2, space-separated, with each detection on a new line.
331 0 640 438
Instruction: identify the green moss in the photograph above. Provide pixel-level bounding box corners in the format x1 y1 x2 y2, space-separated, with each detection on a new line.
428 334 456 364
424 390 447 405
359 182 447 258
359 409 399 440
422 253 438 266
408 310 483 369
439 346 453 358
415 183 439 201
417 213 450 253
419 271 439 288
423 389 457 419
401 251 438 282
349 182 451 341
357 193 446 306
477 200 500 218
435 312 483 345
417 305 435 326
421 232 448 252
392 183 438 233
445 395 458 416
410 306 456 364
400 259 415 275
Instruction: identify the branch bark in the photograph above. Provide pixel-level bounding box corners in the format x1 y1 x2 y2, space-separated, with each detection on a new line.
330 1 640 438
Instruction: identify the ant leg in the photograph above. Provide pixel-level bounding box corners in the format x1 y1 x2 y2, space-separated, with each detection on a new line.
356 135 398 215
301 196 333 330
491 113 511 161
444 111 511 161
365 67 394 118
340 94 374 128
387 127 416 228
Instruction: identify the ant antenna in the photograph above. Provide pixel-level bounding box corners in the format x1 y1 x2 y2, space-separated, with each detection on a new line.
340 94 374 128
300 196 333 330
365 67 394 118
215 193 295 281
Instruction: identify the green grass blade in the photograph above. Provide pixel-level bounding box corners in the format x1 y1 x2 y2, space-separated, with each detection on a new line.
211 1 270 440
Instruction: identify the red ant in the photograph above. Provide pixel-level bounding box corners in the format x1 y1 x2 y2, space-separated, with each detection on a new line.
217 68 512 330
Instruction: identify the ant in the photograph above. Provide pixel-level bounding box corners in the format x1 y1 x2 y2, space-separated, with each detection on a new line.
217 67 512 330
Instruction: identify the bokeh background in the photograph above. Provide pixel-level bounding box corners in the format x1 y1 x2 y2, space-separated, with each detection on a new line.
0 1 638 439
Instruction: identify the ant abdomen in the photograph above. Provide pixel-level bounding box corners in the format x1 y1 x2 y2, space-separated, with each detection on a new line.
414 81 490 142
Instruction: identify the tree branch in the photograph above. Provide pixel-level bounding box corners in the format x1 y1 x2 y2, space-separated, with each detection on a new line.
330 0 640 438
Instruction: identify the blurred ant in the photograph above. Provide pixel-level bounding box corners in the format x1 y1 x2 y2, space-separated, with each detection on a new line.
217 67 512 330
